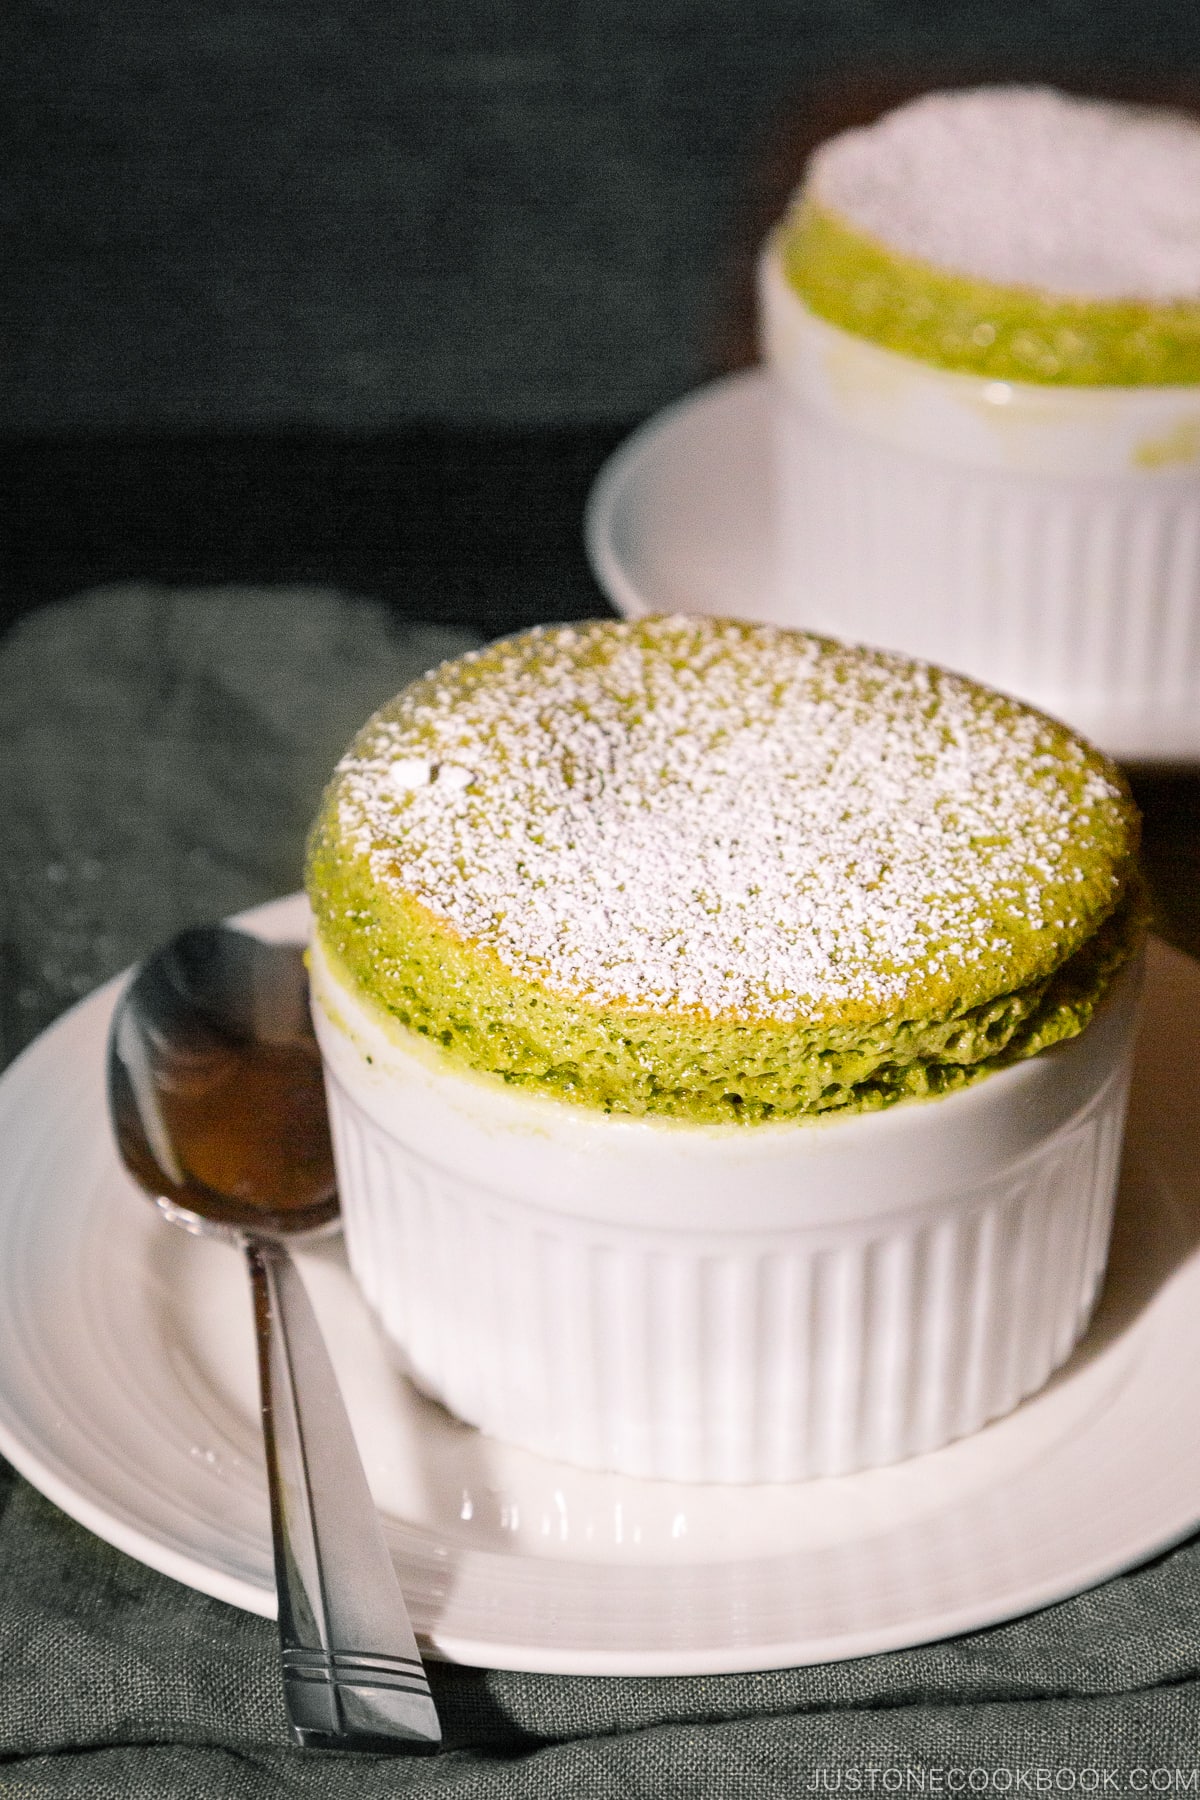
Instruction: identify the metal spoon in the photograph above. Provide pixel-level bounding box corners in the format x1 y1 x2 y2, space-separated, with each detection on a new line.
107 923 441 1754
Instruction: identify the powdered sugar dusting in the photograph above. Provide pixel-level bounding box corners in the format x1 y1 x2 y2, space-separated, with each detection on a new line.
331 619 1126 1021
389 758 432 792
807 87 1200 300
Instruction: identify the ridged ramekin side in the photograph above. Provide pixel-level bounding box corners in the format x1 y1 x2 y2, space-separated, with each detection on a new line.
759 242 1200 737
316 943 1139 1484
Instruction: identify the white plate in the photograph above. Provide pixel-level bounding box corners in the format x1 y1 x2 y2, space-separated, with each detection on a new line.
584 371 1200 764
585 371 779 629
2 893 1200 1676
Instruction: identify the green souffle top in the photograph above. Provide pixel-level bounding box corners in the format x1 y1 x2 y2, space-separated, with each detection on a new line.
307 617 1144 1124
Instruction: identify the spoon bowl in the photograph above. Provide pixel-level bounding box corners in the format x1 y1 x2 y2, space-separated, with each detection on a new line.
108 922 441 1754
109 926 338 1239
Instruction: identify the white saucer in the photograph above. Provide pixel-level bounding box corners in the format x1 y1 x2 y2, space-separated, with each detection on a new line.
584 371 1200 764
2 893 1200 1676
585 371 779 628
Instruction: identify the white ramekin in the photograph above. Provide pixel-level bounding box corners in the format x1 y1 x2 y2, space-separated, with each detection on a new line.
311 932 1141 1484
759 238 1200 759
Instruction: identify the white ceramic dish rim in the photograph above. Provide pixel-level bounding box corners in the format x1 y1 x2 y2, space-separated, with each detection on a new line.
759 232 1200 465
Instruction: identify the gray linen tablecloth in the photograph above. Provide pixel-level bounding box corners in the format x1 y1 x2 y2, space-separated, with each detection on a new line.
3 584 1200 1797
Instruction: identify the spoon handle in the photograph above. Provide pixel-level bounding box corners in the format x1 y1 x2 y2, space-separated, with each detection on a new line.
247 1239 442 1753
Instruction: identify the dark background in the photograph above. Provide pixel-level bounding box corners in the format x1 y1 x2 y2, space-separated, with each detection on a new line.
7 0 1200 645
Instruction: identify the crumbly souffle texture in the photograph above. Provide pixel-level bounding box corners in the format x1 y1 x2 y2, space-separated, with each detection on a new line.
779 86 1200 384
306 617 1144 1123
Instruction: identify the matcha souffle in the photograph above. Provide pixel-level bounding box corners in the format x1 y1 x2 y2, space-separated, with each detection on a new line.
307 616 1139 1123
779 86 1200 386
306 617 1145 1481
758 87 1200 757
